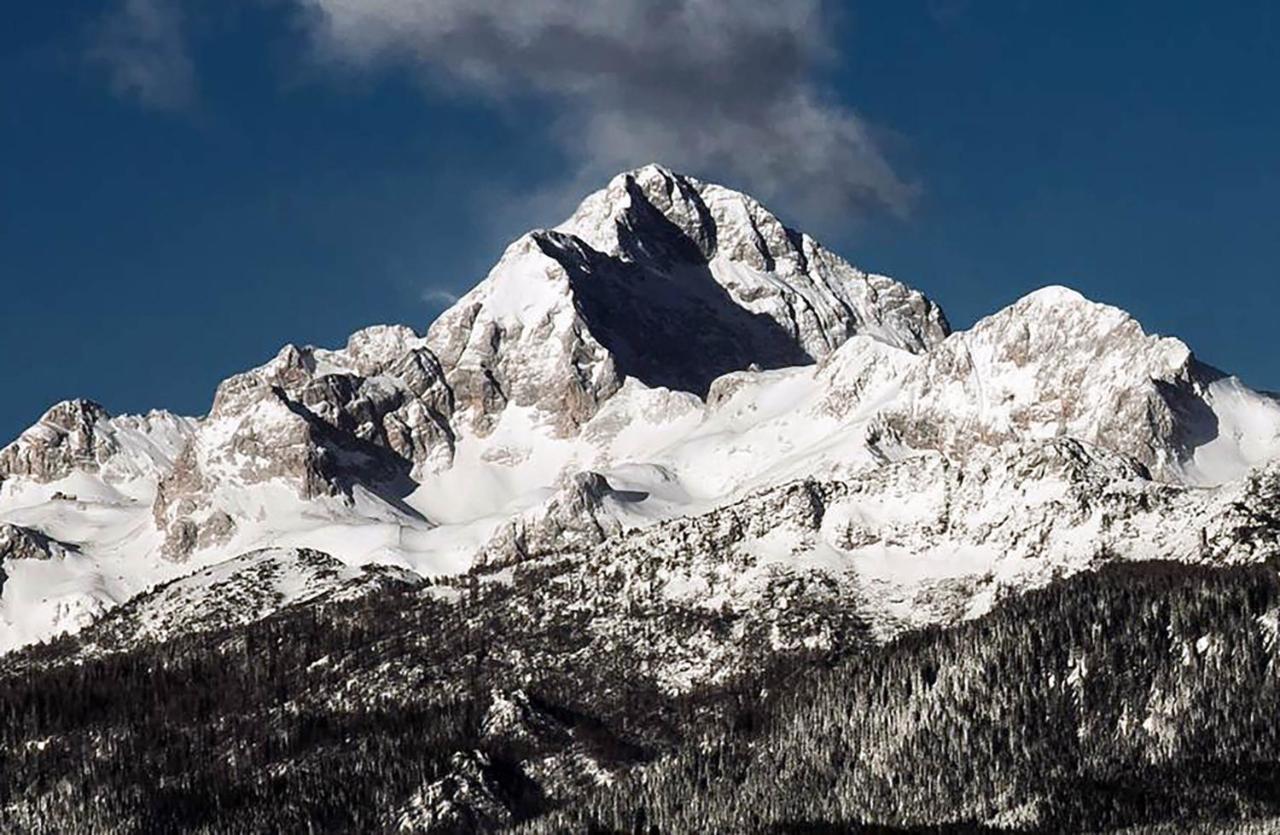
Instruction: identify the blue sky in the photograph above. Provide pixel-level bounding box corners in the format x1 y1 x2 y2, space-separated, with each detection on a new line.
2 1 1277 442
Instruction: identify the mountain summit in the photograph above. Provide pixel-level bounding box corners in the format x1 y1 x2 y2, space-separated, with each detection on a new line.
426 164 948 436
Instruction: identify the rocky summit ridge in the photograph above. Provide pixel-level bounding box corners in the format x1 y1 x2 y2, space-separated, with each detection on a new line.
1 164 1280 656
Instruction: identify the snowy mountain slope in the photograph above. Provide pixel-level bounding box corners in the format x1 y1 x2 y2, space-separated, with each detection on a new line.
427 164 947 438
139 165 947 567
1186 373 1280 484
879 286 1280 483
235 445 1278 710
2 165 1280 657
456 440 1280 692
0 399 195 490
76 547 422 652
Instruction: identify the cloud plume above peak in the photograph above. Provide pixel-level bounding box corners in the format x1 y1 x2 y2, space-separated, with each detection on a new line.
90 0 916 222
295 0 915 220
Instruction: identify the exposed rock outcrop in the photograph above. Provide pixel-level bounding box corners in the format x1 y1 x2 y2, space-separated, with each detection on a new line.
0 523 76 561
475 472 637 569
427 164 948 435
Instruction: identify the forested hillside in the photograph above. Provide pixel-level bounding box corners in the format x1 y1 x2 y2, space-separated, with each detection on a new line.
2 561 1278 833
0 567 811 833
526 562 1280 834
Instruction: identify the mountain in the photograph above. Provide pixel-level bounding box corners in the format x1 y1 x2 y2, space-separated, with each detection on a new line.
3 546 1277 832
2 165 1280 832
3 164 1279 652
0 164 957 652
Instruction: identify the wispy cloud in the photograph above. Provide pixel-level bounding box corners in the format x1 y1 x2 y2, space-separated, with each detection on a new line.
420 287 460 308
88 0 195 111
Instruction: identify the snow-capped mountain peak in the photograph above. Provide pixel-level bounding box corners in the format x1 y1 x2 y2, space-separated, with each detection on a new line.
426 164 947 451
2 168 1280 658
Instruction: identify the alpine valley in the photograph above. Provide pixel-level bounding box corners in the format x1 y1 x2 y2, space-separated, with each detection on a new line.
3 166 1280 833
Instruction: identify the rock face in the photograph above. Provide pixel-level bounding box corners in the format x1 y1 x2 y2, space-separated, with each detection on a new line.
152 330 456 558
0 523 76 561
207 327 457 473
560 165 948 360
0 400 109 483
2 165 1280 657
